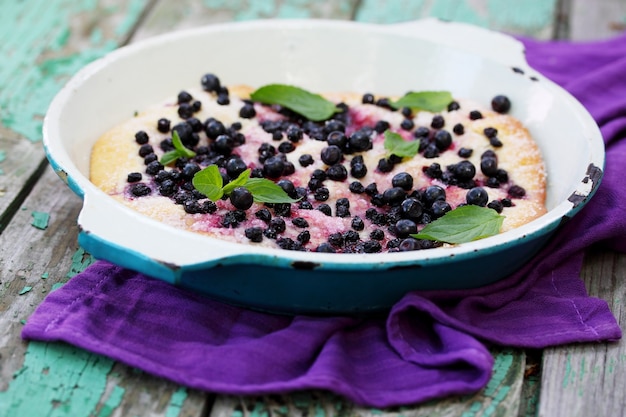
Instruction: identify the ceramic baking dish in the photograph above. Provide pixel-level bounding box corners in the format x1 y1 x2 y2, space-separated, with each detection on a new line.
43 19 604 314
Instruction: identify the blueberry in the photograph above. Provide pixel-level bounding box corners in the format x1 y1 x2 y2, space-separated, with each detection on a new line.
292 217 309 228
336 207 350 218
351 216 365 231
364 183 378 196
181 162 200 179
298 154 314 167
399 238 421 251
146 160 164 176
447 101 461 111
453 160 476 180
316 242 336 253
489 137 503 147
245 227 264 242
263 156 285 178
349 181 365 194
362 241 382 253
401 119 414 131
394 219 417 238
277 179 296 198
370 229 385 241
157 118 170 133
138 143 154 157
424 163 442 179
453 123 465 135
508 185 526 198
314 187 330 201
273 203 291 217
286 126 303 143
431 115 445 129
228 187 254 210
255 208 272 223
328 233 344 247
484 127 498 138
269 218 286 233
135 131 149 144
434 130 452 150
383 187 407 206
200 73 221 92
374 120 391 134
172 123 196 147
321 145 343 165
278 141 295 154
326 164 348 181
299 201 313 210
414 126 430 138
480 157 498 176
143 153 158 165
127 172 142 183
362 93 375 104
348 130 371 152
469 110 483 120
487 200 504 213
401 198 423 219
297 230 311 244
491 95 511 114
392 172 413 190
326 131 347 148
130 183 151 197
191 101 202 112
226 157 248 179
458 147 473 158
431 200 451 218
466 187 489 206
377 158 394 173
177 103 193 119
205 119 226 139
423 185 446 206
423 143 439 159
317 203 332 216
350 163 367 178
239 103 256 119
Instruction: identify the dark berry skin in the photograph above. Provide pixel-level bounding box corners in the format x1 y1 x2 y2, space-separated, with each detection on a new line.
245 227 264 242
201 73 221 92
157 118 170 133
298 154 314 167
423 185 446 206
350 163 367 178
431 200 452 218
491 95 512 114
434 130 452 150
326 164 348 181
392 172 413 190
130 183 151 197
263 156 285 178
383 187 407 206
239 103 256 119
226 158 248 179
399 238 421 251
348 130 371 152
453 160 476 181
401 198 423 219
321 145 343 165
481 157 498 176
508 185 526 198
127 172 142 183
466 187 489 206
394 219 417 238
230 187 254 210
135 131 149 144
326 131 347 148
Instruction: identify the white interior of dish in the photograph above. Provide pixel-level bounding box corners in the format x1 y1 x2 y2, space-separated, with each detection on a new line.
44 19 604 267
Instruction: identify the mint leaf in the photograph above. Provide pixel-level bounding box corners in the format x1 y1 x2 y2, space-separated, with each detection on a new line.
412 205 504 244
250 84 340 122
192 165 300 204
243 178 301 203
390 91 453 112
222 169 251 195
192 165 224 201
160 130 196 165
384 130 419 158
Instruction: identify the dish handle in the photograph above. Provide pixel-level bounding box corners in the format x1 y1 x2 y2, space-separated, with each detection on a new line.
384 18 528 69
76 190 247 283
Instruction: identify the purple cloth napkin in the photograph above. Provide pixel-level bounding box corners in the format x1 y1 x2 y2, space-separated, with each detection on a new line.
23 33 626 407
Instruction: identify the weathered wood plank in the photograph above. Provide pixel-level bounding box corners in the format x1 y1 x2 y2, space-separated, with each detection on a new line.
570 0 626 40
132 0 359 41
0 166 209 417
354 0 559 39
208 348 525 417
537 250 626 417
0 0 151 236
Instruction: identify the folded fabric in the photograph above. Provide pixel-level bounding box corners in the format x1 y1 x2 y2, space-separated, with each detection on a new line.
23 32 626 407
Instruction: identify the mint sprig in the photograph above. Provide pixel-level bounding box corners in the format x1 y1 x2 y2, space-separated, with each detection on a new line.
160 131 196 165
384 130 420 158
390 91 453 112
192 165 301 204
250 84 341 122
412 205 504 244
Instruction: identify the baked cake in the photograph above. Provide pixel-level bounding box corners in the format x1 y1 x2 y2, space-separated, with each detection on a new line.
90 74 546 253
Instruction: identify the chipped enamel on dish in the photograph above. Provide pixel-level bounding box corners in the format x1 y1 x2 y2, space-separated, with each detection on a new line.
43 19 604 314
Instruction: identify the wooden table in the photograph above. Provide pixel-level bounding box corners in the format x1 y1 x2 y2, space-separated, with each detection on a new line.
1 1 625 416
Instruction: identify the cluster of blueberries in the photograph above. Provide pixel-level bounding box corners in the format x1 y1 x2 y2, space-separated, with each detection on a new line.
125 73 523 253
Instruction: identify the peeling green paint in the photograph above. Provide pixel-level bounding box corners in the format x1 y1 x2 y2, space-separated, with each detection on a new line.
165 387 189 417
0 342 114 416
31 210 50 229
98 385 126 417
0 0 147 142
66 247 96 278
